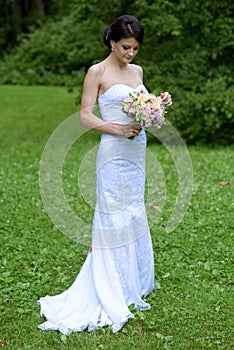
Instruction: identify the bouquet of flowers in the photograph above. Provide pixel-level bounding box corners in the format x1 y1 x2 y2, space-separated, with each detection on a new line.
122 90 171 128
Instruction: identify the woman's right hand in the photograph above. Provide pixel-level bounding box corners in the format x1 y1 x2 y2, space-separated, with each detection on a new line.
120 121 142 138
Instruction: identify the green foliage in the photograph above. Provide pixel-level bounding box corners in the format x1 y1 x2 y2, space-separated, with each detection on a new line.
0 0 233 144
0 85 233 349
169 79 234 144
0 15 105 87
0 0 22 52
0 0 74 55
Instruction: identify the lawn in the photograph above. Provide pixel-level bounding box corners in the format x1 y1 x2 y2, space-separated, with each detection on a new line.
0 85 233 350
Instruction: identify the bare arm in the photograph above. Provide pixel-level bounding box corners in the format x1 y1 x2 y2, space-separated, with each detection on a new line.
80 65 141 137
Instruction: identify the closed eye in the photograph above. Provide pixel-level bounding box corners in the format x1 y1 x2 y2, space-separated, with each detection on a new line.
122 45 139 51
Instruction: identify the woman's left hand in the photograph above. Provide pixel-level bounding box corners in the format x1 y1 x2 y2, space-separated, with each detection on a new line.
160 92 172 107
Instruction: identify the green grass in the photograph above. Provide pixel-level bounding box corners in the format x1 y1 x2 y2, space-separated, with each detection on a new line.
0 85 233 350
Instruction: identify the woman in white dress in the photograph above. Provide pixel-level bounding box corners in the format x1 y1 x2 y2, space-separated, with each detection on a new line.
37 15 172 334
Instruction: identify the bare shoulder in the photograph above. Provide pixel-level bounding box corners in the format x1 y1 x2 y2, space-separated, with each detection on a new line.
81 62 107 105
86 62 106 80
88 62 104 73
82 62 106 95
130 63 143 79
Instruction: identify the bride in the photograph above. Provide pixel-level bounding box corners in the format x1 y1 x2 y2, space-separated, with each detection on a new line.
37 15 172 334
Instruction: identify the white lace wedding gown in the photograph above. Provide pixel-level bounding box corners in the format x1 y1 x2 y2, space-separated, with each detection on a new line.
37 84 154 334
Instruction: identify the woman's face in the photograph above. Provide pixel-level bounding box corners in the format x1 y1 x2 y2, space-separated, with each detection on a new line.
111 37 140 63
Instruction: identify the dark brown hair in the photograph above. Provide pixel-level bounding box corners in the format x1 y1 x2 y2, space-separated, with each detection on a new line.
103 15 144 50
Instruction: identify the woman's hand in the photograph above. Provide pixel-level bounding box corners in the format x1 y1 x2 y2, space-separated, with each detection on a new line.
120 121 142 138
160 92 172 107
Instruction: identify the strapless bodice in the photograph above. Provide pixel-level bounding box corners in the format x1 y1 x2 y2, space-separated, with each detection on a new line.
98 84 147 125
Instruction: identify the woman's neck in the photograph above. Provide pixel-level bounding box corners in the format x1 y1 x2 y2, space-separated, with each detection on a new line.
106 53 129 70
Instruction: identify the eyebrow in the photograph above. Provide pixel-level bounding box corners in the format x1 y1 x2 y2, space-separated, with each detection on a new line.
122 44 139 48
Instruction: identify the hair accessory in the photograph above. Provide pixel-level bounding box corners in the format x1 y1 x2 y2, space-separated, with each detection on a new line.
127 23 134 36
105 28 111 41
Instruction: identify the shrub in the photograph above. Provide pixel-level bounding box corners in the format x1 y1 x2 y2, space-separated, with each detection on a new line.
0 0 233 144
0 15 105 87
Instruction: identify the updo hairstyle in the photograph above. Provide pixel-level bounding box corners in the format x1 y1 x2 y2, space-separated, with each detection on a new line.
103 15 144 50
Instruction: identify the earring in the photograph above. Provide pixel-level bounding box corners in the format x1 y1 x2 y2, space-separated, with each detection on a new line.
111 47 114 51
